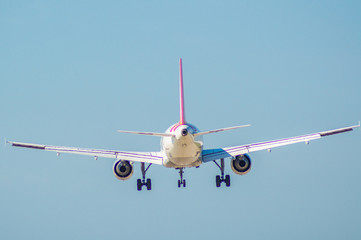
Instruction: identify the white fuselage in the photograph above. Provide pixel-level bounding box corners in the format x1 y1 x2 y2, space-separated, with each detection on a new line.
161 123 203 168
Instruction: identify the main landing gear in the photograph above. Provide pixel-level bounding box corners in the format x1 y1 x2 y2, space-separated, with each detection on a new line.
137 162 152 191
213 158 230 187
177 168 186 188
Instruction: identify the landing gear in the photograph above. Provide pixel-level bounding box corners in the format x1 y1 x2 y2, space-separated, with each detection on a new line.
213 158 231 187
137 162 152 191
178 179 186 188
137 178 151 191
177 168 186 188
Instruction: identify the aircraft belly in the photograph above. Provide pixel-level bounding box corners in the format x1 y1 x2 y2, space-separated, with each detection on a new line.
164 142 202 168
163 156 202 168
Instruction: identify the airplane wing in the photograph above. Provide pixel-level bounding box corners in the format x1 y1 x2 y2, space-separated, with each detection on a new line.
7 141 164 165
202 124 359 162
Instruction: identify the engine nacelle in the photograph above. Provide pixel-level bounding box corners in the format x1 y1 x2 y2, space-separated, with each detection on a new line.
231 154 251 175
113 160 134 180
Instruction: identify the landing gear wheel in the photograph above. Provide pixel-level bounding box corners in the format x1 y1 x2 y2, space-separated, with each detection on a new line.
137 179 142 191
146 178 152 190
137 163 153 191
216 175 221 187
214 159 231 188
178 179 186 188
225 175 231 187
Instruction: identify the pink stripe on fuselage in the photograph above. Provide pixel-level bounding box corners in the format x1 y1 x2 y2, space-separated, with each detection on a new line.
170 123 181 132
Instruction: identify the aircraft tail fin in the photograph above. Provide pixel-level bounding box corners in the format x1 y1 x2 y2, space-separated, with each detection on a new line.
179 58 186 125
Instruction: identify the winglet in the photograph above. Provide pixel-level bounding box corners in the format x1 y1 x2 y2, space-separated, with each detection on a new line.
179 58 186 125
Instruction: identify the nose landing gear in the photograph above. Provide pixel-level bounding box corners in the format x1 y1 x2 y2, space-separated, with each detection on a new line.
177 168 186 188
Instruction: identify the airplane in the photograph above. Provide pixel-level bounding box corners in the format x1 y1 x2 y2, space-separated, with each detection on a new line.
7 58 360 191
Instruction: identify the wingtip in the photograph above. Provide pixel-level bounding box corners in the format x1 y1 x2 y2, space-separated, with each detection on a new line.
356 121 361 130
4 138 14 147
351 122 360 129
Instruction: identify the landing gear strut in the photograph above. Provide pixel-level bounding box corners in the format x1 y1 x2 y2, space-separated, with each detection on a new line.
177 168 186 188
213 158 230 187
137 162 152 191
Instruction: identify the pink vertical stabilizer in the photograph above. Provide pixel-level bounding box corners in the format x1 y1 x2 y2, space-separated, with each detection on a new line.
179 58 186 125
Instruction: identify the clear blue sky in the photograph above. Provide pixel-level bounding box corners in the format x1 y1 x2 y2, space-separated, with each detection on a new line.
1 1 360 239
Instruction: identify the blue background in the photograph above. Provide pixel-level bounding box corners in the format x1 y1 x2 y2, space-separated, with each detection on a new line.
1 1 360 239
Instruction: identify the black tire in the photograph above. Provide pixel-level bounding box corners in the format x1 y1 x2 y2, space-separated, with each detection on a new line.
225 175 231 187
146 178 152 190
216 175 221 187
178 180 181 188
137 179 142 191
183 179 186 188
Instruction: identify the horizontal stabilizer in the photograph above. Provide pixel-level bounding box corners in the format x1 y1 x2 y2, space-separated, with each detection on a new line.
194 124 251 137
117 130 174 137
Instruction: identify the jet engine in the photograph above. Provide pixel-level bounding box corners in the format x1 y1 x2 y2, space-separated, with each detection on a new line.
231 154 251 175
113 160 134 180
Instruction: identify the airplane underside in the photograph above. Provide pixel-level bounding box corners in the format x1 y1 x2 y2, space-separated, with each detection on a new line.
163 156 203 168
